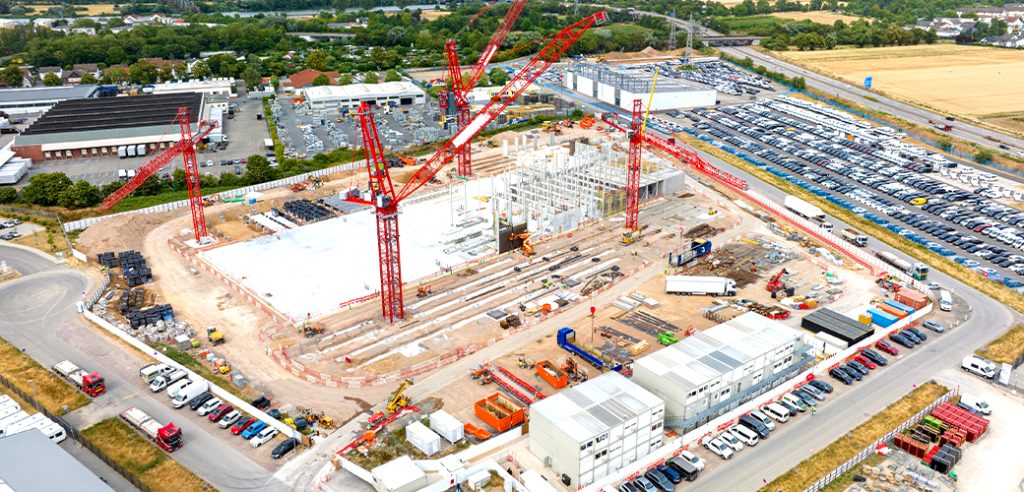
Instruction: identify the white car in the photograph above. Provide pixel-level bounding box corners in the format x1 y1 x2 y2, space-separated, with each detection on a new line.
717 430 744 452
702 436 734 460
926 282 940 290
250 426 278 447
678 450 705 472
218 410 242 429
197 397 222 416
728 425 759 447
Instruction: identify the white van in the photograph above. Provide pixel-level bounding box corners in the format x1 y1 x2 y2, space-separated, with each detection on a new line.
166 378 193 400
171 380 210 409
959 394 992 415
728 425 759 447
761 403 791 423
939 290 952 312
749 410 776 431
961 355 996 379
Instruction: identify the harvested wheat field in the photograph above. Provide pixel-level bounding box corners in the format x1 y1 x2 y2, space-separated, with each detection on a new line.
780 44 1024 117
772 10 863 24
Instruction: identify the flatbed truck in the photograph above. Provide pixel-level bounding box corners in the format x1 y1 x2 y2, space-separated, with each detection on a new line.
120 407 183 452
52 360 106 397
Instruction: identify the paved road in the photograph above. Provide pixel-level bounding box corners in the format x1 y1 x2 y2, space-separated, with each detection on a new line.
0 245 288 492
683 148 1019 491
0 241 59 275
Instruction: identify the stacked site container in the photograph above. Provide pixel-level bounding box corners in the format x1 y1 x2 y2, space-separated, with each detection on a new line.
931 402 989 442
875 303 908 320
895 290 928 310
475 393 525 432
866 308 898 328
883 299 916 316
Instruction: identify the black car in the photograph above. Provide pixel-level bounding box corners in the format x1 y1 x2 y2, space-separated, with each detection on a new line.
829 367 853 385
738 415 770 439
791 389 817 407
900 329 924 344
252 395 272 410
777 399 801 415
861 348 888 366
843 363 864 381
644 469 673 492
848 360 871 375
267 408 282 419
890 332 915 348
807 379 834 393
271 437 299 459
657 464 682 484
906 327 928 342
188 391 213 411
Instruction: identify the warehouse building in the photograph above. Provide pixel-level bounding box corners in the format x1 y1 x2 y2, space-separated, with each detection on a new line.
529 372 665 489
12 92 205 163
151 78 235 98
302 81 426 111
0 84 100 116
0 430 113 492
631 312 807 431
562 63 716 111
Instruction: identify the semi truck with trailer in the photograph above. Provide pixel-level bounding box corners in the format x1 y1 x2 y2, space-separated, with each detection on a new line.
665 276 737 296
874 250 929 280
556 328 629 372
52 360 106 397
120 407 183 452
840 228 868 247
784 195 826 222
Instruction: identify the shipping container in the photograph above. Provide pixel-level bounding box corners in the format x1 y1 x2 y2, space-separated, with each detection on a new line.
405 421 441 456
895 290 928 310
429 410 464 444
475 393 524 432
801 308 874 345
867 308 898 328
883 299 916 316
535 360 568 389
875 303 908 320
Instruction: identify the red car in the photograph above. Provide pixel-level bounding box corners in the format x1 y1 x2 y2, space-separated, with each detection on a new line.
231 417 255 435
208 404 234 422
854 355 877 370
876 340 900 356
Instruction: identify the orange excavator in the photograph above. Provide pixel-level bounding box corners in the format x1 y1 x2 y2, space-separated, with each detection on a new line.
509 232 535 256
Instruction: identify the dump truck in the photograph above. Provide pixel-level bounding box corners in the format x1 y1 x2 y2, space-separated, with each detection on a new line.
121 407 183 452
784 195 826 222
668 239 712 267
52 360 105 397
665 276 737 296
840 228 868 247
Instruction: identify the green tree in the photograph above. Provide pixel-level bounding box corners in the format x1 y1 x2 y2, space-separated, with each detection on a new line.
384 69 401 82
975 150 993 163
218 172 240 187
103 68 129 85
0 65 22 87
129 62 158 85
80 72 97 84
339 73 353 85
364 71 379 84
57 180 102 208
369 46 388 69
312 73 331 86
22 172 73 206
42 72 62 86
190 61 212 79
488 67 508 87
100 181 123 197
171 168 188 191
241 67 262 89
306 50 329 71
791 76 807 90
0 187 17 204
242 155 280 185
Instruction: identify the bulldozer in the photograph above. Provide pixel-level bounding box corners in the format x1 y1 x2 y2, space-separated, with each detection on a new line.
207 327 225 346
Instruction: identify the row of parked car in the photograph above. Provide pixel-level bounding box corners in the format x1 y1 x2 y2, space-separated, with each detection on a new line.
141 363 300 459
617 453 704 492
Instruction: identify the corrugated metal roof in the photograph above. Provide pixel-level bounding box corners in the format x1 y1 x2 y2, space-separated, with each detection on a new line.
0 430 112 492
531 372 661 442
0 85 98 104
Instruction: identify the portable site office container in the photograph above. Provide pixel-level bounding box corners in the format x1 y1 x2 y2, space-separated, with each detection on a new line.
405 421 441 456
136 144 146 157
801 308 874 345
429 410 464 444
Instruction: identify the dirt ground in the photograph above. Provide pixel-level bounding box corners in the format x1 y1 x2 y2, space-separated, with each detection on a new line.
771 11 863 24
778 44 1024 117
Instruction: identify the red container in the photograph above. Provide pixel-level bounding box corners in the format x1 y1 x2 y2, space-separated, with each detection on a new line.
895 290 928 310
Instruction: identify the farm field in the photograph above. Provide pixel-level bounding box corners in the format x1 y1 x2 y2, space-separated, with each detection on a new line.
23 3 123 14
778 44 1024 119
771 10 863 24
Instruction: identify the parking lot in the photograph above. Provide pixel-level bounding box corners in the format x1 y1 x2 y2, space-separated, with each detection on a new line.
684 96 1024 287
14 96 271 186
0 217 43 242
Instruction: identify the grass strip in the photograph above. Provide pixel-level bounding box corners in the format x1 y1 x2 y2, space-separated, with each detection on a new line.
976 323 1024 365
152 343 257 401
761 382 948 492
81 418 209 492
0 337 89 416
679 134 1024 316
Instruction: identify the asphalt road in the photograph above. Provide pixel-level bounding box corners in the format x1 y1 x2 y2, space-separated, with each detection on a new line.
685 147 1019 491
0 245 288 492
0 241 59 275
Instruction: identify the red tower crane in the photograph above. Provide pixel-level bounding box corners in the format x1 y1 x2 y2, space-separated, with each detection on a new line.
625 99 643 230
440 0 527 177
352 11 608 322
101 107 218 242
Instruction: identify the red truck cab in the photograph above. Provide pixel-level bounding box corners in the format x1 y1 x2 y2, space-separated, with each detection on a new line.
82 372 106 397
157 423 183 452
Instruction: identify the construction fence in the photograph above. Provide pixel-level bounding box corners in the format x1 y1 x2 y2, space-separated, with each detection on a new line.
0 373 153 492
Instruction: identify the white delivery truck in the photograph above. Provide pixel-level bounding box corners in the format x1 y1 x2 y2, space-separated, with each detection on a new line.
149 369 188 392
665 276 737 296
784 195 827 222
140 363 175 383
171 380 209 409
840 228 868 247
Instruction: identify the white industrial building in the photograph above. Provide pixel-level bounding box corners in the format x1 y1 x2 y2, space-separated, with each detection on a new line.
631 312 805 430
302 81 426 111
151 78 235 98
563 63 716 111
529 372 665 489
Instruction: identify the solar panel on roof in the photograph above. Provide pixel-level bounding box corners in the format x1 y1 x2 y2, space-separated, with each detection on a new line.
21 93 202 136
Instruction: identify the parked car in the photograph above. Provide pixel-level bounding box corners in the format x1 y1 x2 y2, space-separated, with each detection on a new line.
656 464 682 484
187 391 213 411
618 482 641 492
737 415 770 439
905 327 928 341
781 393 808 412
861 348 888 366
218 410 242 429
197 397 223 417
876 340 900 355
830 366 854 385
631 477 657 492
251 396 272 410
271 437 299 459
923 320 945 333
853 355 877 370
208 404 234 422
761 403 790 423
667 456 701 482
231 417 256 435
843 362 866 380
798 384 826 400
241 420 267 439
249 426 278 447
717 430 744 452
677 450 705 471
890 332 915 348
728 425 759 446
702 436 734 460
748 410 776 431
807 379 833 394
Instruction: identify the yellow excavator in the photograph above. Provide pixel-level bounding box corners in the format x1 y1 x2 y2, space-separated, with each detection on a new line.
367 378 413 428
509 232 535 256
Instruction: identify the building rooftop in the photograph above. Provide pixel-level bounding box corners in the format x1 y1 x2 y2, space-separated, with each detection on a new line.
303 81 425 100
284 69 341 88
20 92 201 136
0 85 99 104
531 372 662 442
632 312 801 394
371 455 426 490
0 430 113 492
569 63 705 93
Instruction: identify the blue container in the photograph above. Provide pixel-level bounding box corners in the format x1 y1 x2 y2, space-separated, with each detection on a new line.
867 308 898 328
883 300 916 316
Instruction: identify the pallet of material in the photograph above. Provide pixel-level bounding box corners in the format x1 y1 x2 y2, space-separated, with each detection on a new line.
800 308 874 345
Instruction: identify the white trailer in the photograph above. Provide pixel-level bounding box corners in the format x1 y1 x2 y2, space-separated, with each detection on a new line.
784 195 826 222
135 144 146 156
0 412 48 438
0 410 29 432
118 169 128 181
665 275 737 296
118 146 128 158
126 145 137 158
840 228 868 247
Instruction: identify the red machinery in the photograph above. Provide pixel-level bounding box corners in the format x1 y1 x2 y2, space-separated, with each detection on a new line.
352 11 608 322
625 99 643 230
101 107 218 242
766 268 795 298
440 0 527 177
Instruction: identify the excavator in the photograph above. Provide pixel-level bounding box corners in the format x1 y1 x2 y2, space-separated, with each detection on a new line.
509 232 535 256
367 378 413 428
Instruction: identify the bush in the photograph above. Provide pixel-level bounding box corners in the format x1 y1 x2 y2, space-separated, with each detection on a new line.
975 149 993 163
0 187 17 204
22 172 73 206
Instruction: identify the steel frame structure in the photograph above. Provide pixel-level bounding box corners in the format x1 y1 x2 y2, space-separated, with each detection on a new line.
353 11 609 323
101 107 217 242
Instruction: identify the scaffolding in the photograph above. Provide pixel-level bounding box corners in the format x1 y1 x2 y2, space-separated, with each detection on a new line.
494 142 684 235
